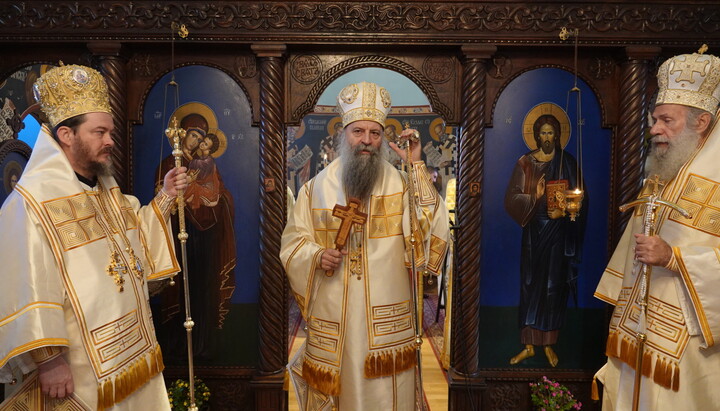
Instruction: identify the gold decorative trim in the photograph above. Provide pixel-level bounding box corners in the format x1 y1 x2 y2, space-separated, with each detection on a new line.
364 342 416 379
669 174 720 237
96 344 164 411
427 234 448 274
604 267 624 279
301 358 340 397
0 338 69 369
593 291 616 305
676 247 714 346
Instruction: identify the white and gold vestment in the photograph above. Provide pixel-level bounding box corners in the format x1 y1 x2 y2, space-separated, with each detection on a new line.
595 125 720 410
281 156 449 410
595 50 720 411
0 128 179 410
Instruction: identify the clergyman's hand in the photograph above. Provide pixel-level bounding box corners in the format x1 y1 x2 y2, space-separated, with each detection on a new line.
634 234 672 267
388 128 422 163
320 248 348 271
162 166 188 197
38 356 74 399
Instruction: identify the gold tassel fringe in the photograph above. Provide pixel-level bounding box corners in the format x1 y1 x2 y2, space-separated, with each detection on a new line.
302 358 341 397
591 376 599 401
96 345 165 411
364 343 417 379
605 330 680 392
641 350 652 378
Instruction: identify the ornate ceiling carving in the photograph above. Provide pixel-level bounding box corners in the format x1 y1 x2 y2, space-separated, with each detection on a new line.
1 2 718 45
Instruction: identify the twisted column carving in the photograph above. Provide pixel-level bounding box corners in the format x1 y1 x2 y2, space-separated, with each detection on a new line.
89 42 129 191
451 45 495 378
610 47 660 247
253 44 288 375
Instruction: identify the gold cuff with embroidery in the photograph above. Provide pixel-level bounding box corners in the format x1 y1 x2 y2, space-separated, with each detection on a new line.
153 189 176 221
665 247 680 272
30 346 62 365
411 161 438 206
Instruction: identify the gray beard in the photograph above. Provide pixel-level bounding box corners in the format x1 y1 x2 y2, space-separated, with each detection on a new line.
90 159 113 178
645 126 702 182
339 137 386 200
75 138 114 178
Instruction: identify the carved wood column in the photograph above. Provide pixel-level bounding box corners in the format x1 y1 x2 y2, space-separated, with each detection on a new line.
88 42 129 191
449 44 495 410
251 43 288 411
609 46 661 247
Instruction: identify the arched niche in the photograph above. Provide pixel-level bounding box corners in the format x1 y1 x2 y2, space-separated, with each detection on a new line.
0 63 54 147
286 66 456 410
480 66 611 371
131 64 261 370
287 67 458 199
0 63 50 208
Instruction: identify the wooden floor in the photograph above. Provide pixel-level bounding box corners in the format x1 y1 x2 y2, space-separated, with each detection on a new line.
288 299 449 410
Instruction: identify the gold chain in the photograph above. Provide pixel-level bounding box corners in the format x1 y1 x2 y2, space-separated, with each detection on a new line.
87 182 145 291
96 182 145 281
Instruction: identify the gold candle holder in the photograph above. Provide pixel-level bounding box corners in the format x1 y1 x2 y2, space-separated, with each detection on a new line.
562 188 584 221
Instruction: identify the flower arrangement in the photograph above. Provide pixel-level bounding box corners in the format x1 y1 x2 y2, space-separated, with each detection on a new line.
167 377 211 410
529 376 582 411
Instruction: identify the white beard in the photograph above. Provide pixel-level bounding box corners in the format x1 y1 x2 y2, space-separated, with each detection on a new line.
645 126 702 182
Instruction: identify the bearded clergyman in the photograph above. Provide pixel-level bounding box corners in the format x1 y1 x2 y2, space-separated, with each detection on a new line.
0 64 187 409
595 50 720 409
280 82 449 410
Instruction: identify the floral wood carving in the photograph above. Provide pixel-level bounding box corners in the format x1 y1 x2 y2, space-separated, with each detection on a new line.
488 383 522 410
1 2 718 43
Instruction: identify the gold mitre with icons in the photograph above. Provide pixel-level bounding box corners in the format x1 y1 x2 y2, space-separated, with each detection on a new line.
33 63 112 127
656 45 720 113
336 81 392 128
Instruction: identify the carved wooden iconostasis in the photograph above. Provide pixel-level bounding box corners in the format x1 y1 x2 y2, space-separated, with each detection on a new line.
2 2 720 410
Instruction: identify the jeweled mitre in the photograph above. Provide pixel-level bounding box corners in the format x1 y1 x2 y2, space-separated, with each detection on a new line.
337 81 392 128
656 50 720 113
33 63 112 127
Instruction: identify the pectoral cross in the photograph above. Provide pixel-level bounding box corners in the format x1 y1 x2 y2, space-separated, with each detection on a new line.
326 197 367 277
106 251 127 292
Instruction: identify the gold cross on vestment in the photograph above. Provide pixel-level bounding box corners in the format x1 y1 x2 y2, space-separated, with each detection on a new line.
106 251 127 292
670 54 709 83
331 197 367 250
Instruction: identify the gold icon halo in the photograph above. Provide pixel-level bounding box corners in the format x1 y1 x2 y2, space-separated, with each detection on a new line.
429 117 452 142
326 116 343 136
522 102 571 150
205 128 228 158
168 102 227 158
384 118 403 142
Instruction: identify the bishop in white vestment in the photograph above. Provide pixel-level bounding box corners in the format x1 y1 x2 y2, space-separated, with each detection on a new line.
0 64 186 410
595 51 720 410
281 82 449 410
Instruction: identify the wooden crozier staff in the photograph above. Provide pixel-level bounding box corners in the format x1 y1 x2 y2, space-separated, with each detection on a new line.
618 175 691 411
400 122 426 410
325 198 367 277
167 117 199 411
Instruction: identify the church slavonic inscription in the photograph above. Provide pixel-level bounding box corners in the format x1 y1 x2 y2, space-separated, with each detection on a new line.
422 56 453 83
291 54 323 84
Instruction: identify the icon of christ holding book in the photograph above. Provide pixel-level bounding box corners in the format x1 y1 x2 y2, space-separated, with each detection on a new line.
503 106 587 368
